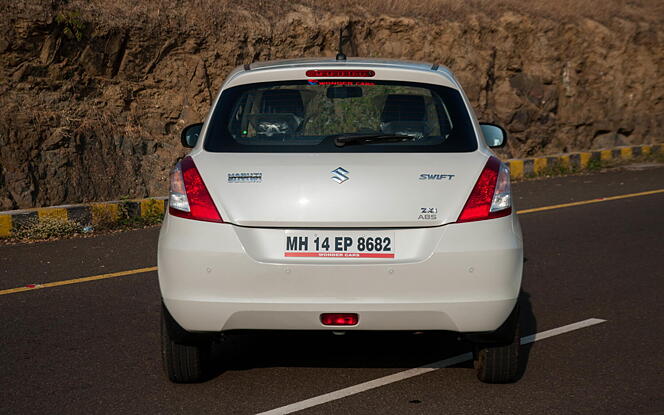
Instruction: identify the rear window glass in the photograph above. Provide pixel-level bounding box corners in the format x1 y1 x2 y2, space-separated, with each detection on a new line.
204 80 478 153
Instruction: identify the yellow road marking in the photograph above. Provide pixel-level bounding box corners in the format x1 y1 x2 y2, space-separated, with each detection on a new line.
1 189 663 296
0 266 157 296
517 189 664 215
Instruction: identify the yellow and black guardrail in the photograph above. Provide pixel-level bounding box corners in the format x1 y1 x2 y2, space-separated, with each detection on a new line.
0 143 661 238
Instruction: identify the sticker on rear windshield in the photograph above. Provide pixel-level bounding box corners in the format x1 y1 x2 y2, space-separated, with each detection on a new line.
228 172 262 183
307 79 375 86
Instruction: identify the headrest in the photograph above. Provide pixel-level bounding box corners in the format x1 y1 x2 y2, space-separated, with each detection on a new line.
381 94 427 123
261 90 304 117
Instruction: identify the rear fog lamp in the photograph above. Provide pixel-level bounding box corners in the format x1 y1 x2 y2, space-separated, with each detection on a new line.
320 313 359 326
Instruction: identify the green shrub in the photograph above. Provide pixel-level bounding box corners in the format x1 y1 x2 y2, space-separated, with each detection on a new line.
534 161 574 178
114 201 163 228
586 158 604 171
141 200 165 225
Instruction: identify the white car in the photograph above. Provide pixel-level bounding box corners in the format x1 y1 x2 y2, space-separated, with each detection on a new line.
158 58 523 384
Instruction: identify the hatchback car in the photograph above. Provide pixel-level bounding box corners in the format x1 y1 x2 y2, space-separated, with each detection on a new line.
158 58 523 383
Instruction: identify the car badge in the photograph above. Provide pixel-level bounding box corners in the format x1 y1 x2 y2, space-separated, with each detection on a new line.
228 172 262 183
331 167 350 184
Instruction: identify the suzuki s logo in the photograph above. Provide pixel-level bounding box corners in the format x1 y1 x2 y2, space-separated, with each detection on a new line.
331 167 350 184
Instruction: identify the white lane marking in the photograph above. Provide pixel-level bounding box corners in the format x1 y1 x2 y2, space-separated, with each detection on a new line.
257 318 607 415
520 318 606 345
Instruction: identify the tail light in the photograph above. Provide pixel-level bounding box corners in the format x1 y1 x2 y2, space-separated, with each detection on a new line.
168 156 222 222
457 156 512 223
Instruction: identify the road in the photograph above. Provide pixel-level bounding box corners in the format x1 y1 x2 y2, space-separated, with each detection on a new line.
1 165 663 414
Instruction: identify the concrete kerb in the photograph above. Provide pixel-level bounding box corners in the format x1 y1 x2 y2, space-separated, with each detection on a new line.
504 143 662 180
0 197 168 238
0 143 661 238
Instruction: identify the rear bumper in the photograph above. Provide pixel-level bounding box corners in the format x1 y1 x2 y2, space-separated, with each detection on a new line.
164 297 517 333
158 214 523 333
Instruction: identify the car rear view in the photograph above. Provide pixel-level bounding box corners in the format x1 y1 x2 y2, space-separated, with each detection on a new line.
158 59 523 384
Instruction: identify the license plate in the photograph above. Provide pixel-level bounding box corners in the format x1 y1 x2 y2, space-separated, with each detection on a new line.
284 231 395 258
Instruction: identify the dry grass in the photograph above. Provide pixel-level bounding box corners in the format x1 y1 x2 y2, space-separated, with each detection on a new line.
3 0 662 32
12 216 81 240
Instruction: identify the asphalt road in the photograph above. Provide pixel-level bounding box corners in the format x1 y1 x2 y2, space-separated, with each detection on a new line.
1 165 663 414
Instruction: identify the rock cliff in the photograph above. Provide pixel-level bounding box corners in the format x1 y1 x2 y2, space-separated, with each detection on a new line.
1 3 662 209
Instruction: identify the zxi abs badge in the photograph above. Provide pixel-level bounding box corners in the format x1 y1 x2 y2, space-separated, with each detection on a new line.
419 207 438 220
331 167 350 184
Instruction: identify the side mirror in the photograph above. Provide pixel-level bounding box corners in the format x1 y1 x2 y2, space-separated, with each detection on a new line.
480 123 507 148
181 123 203 148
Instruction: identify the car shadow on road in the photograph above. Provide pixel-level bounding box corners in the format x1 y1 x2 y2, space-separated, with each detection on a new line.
516 290 536 380
203 290 536 383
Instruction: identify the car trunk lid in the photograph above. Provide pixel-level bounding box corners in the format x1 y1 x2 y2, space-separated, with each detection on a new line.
193 151 487 228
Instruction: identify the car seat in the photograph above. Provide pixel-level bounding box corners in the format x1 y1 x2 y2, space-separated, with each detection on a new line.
261 90 305 117
253 89 305 137
380 94 430 138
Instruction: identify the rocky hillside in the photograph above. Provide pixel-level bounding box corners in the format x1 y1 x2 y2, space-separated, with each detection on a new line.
1 1 662 210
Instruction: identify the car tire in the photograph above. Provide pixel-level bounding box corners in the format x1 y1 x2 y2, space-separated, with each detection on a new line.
473 306 520 383
161 302 212 383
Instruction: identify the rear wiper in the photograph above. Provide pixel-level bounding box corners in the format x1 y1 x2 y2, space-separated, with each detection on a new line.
330 133 416 147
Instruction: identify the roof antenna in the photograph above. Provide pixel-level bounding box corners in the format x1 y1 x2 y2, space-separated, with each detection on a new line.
336 28 347 61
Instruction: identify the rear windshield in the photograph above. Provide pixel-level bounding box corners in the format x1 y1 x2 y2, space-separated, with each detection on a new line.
204 80 478 153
